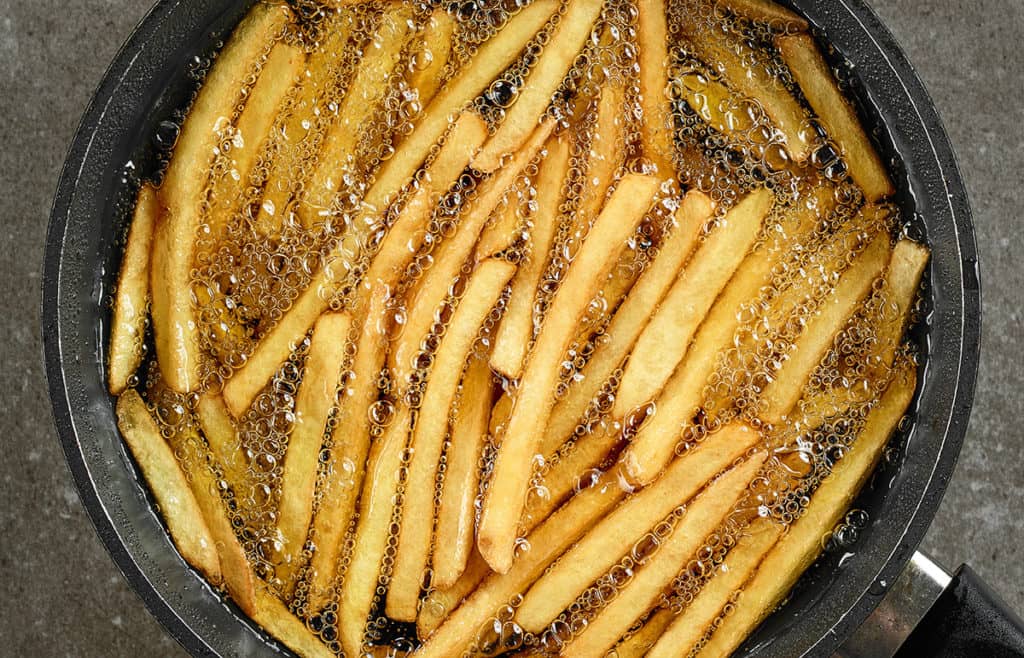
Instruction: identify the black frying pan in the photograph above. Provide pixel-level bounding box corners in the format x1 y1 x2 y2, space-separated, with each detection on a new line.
39 0 1017 655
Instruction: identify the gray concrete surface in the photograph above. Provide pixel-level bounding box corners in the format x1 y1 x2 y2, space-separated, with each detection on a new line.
0 1 1021 656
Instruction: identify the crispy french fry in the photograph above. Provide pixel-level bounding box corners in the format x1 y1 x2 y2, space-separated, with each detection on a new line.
637 0 675 174
433 357 496 589
478 173 661 574
613 188 773 419
516 424 764 632
276 312 353 585
561 455 765 657
718 0 809 31
418 548 492 637
408 9 456 108
109 184 158 395
151 2 292 393
697 361 917 657
474 190 524 261
387 259 516 620
116 390 220 581
490 135 571 378
778 34 894 202
472 0 604 172
611 606 677 658
253 587 334 658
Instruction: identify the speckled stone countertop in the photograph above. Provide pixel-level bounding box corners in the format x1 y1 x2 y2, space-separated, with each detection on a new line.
1 1 1021 655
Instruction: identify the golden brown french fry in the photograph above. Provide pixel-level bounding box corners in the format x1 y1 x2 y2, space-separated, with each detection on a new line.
874 240 929 371
490 391 514 438
516 425 764 632
151 2 292 393
433 357 496 589
387 259 516 621
472 0 604 172
478 173 662 574
115 390 220 581
408 9 456 108
560 455 765 657
195 393 251 496
418 548 492 638
109 184 158 395
637 0 675 174
490 135 571 378
611 607 677 658
778 34 894 202
697 361 917 657
613 188 773 419
718 0 809 31
253 587 334 658
474 191 524 261
276 312 352 586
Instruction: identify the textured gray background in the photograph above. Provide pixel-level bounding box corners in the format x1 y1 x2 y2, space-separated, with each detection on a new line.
1 1 1021 656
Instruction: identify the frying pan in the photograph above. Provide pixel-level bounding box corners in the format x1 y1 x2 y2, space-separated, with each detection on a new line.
39 0 1020 655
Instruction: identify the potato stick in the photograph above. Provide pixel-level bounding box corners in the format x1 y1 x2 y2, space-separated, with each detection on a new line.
613 188 773 419
408 9 456 108
389 119 555 384
109 184 158 395
418 548 492 637
718 0 809 31
151 3 292 393
611 607 677 658
874 240 928 371
760 230 890 424
253 588 334 658
571 253 641 350
490 135 571 378
434 357 496 589
543 191 713 451
697 362 917 658
778 34 894 202
115 390 220 581
472 0 605 172
339 404 413 658
561 455 765 657
479 173 661 574
195 393 251 503
387 259 516 620
474 190 523 260
637 0 675 174
516 424 763 631
276 312 352 584
299 7 415 228
678 72 760 140
490 391 514 437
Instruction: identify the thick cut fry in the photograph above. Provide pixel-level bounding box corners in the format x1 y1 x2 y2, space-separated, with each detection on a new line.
637 0 675 173
196 393 250 496
561 456 765 657
253 588 334 658
387 259 516 621
516 425 764 632
276 312 352 583
719 0 809 31
874 240 929 371
115 390 220 581
109 184 158 395
647 519 782 658
472 0 604 172
478 173 661 574
778 34 894 202
612 607 677 658
613 188 773 418
389 119 555 384
151 3 292 392
408 10 456 108
697 363 917 657
475 191 524 260
490 135 571 377
434 357 496 588
760 230 890 423
418 548 492 637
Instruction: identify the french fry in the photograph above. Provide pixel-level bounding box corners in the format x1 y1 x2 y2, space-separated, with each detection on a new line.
276 312 353 586
612 188 773 419
611 606 677 658
515 424 764 632
109 184 158 395
151 2 292 393
433 357 496 589
478 173 661 574
408 9 456 108
474 190 524 261
677 71 764 143
490 391 514 438
387 259 516 620
253 587 334 658
418 548 492 637
560 455 765 657
873 240 929 371
778 34 894 202
647 518 782 658
195 393 251 504
718 0 809 31
472 0 605 172
490 135 571 378
115 390 220 581
696 361 917 657
637 0 675 174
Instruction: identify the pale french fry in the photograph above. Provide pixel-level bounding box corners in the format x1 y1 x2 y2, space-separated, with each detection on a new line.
418 548 492 637
697 361 917 658
387 259 516 620
478 173 661 574
611 607 677 658
571 249 642 351
433 357 496 589
109 184 158 395
490 135 571 378
637 0 675 174
253 587 334 658
718 0 809 31
778 34 894 202
561 455 765 657
276 312 353 585
873 240 929 371
115 390 220 581
613 188 773 419
516 424 764 632
151 2 292 393
475 191 525 261
647 518 782 658
408 9 456 108
195 393 251 499
677 71 762 142
472 0 605 172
